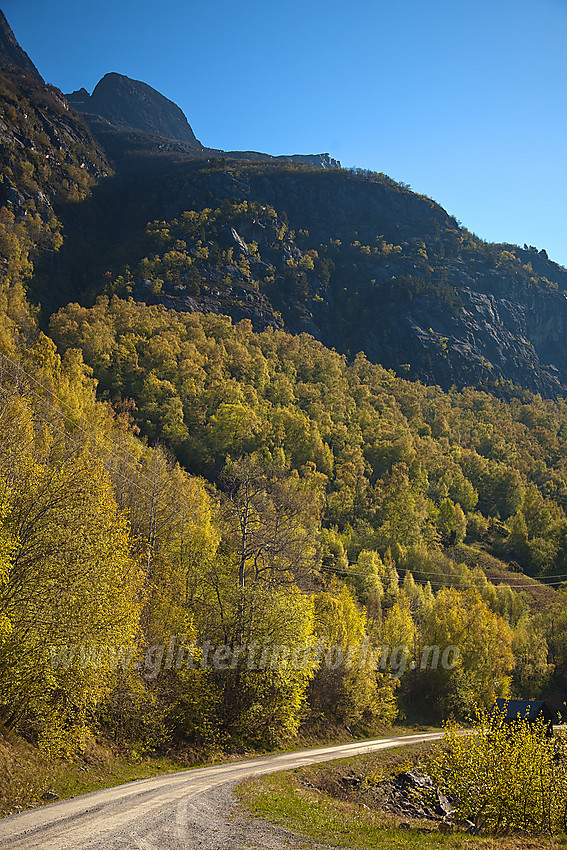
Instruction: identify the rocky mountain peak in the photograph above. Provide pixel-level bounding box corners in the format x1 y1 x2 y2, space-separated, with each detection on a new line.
0 9 43 79
66 72 202 147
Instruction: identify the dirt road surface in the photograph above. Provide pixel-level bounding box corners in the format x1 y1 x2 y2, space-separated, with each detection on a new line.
0 731 443 850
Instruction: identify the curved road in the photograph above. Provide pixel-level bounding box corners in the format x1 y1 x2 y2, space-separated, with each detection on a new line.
0 731 442 850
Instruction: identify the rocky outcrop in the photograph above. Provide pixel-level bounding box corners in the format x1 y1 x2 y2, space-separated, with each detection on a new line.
370 770 454 821
127 162 567 397
67 73 202 147
3 9 566 398
211 150 342 169
275 152 341 169
0 10 42 79
65 76 339 170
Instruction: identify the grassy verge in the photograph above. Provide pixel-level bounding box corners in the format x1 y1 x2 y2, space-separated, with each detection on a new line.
237 744 567 850
0 728 191 817
0 721 435 818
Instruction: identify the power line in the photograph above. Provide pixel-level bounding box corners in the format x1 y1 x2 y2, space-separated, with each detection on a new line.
2 353 565 593
320 565 566 589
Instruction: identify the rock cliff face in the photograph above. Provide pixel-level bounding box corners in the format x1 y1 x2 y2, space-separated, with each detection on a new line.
2 10 567 398
275 153 341 169
0 10 42 79
112 161 567 397
66 75 341 169
67 72 203 147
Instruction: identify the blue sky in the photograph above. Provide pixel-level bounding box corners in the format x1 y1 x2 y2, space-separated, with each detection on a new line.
5 0 566 265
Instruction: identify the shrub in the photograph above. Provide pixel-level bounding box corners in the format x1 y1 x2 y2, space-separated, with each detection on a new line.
430 705 567 835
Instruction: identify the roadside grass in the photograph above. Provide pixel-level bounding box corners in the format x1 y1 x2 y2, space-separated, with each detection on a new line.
237 744 567 850
0 722 437 818
0 729 188 817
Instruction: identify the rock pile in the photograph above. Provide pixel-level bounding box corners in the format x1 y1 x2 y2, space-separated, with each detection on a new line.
340 769 476 833
373 770 454 820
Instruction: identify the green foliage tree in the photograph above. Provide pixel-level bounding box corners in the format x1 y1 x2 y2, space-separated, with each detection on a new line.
410 588 514 719
437 497 467 544
310 583 396 726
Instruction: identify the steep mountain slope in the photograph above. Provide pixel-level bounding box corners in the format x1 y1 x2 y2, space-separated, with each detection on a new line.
1 10 566 398
67 72 203 147
0 57 110 328
72 154 567 396
0 9 42 79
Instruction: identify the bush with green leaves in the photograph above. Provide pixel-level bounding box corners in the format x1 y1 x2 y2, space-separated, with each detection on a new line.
431 705 567 835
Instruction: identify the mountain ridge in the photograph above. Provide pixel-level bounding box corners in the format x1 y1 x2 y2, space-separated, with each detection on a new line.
66 72 342 171
0 9 42 79
1 10 566 398
67 72 203 147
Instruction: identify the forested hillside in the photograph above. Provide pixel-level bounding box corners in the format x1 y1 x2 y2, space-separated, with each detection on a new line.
34 150 567 396
3 288 567 754
1 11 567 759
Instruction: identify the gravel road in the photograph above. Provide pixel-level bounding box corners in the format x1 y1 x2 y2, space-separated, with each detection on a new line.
0 731 442 850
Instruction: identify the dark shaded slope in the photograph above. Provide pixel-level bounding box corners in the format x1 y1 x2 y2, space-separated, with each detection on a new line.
2 9 567 398
57 152 566 397
0 9 42 79
67 72 203 147
0 60 111 311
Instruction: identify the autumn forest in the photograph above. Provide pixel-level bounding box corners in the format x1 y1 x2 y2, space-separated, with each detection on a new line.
1 30 567 760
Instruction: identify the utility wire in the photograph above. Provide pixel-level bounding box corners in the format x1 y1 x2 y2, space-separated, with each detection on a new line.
320 564 567 589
